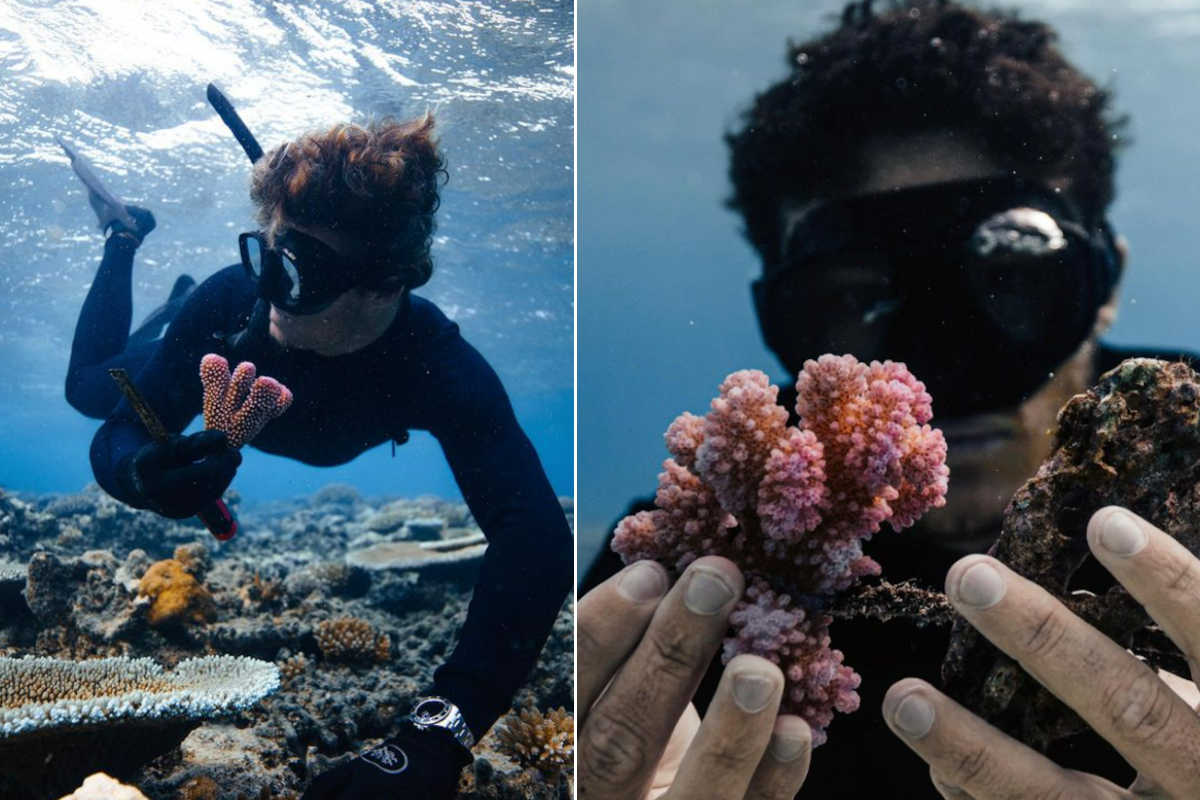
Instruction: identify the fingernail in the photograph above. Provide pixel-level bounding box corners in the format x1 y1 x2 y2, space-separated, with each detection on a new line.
769 732 808 762
617 562 667 603
953 560 1006 609
732 673 775 713
684 568 735 614
1099 509 1147 557
892 692 935 738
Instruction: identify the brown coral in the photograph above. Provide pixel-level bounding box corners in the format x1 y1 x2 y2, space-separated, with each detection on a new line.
137 559 215 627
277 653 309 684
493 706 573 777
314 617 390 664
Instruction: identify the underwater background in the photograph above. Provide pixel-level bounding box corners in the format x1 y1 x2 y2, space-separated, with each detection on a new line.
0 0 574 505
578 0 1200 572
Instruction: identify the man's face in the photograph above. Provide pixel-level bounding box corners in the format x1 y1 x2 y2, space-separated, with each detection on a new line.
769 129 1112 549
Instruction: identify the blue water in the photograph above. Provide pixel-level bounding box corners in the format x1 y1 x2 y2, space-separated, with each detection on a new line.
579 0 1200 567
0 0 573 504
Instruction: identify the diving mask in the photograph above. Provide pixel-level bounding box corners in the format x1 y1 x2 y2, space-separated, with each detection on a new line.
753 176 1121 417
239 228 365 316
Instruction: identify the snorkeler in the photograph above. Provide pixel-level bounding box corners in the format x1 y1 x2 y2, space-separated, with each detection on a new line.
87 116 572 799
580 2 1200 798
61 137 196 420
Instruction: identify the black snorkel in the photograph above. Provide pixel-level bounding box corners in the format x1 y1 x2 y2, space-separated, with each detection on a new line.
206 83 263 163
206 82 274 354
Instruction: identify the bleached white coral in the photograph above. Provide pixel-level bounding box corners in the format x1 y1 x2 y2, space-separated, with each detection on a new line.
0 655 280 737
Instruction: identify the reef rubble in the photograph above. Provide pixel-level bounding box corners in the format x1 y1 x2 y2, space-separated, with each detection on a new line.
943 358 1200 750
0 485 574 798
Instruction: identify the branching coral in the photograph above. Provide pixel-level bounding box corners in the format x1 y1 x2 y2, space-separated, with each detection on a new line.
138 558 215 627
494 706 573 778
314 617 390 664
613 355 948 744
199 354 293 449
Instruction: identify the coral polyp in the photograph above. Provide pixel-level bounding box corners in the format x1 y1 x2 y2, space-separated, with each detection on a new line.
613 355 948 744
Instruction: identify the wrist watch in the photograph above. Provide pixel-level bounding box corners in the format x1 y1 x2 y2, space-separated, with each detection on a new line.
406 696 475 750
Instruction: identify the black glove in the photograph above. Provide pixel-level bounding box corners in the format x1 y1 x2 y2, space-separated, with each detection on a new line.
302 723 471 800
95 198 156 245
120 430 240 519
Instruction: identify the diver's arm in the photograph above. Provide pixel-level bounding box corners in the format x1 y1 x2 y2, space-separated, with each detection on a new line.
90 269 240 509
422 333 573 741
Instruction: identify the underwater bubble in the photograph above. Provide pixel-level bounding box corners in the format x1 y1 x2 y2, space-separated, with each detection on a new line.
929 36 943 49
795 52 809 66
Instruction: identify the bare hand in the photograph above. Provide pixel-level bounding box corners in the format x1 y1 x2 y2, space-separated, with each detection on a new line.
579 557 813 799
883 506 1200 798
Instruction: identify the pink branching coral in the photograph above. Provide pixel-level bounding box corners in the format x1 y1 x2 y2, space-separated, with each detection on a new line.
199 354 293 448
612 355 948 745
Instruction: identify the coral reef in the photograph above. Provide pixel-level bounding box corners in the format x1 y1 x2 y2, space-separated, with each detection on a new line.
613 356 947 743
138 558 216 627
199 354 293 449
0 485 572 798
494 706 573 778
314 617 390 664
944 358 1200 750
0 655 278 795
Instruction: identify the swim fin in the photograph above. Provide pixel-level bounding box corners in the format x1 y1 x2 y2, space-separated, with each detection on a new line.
57 136 137 231
129 274 196 345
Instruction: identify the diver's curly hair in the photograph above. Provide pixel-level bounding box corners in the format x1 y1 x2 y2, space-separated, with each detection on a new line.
727 0 1127 265
250 114 447 291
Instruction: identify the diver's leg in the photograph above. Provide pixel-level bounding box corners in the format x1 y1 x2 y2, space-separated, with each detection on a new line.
127 273 196 347
65 236 139 418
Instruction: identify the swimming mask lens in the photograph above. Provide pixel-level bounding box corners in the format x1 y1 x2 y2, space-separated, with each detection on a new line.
753 177 1121 417
238 229 359 316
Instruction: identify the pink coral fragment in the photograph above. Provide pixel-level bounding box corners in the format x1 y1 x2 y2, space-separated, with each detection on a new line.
611 354 948 746
199 353 293 449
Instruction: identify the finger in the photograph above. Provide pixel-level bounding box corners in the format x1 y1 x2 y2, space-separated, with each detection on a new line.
580 556 744 800
743 715 812 800
176 429 232 461
169 452 239 498
661 655 783 799
945 555 1200 797
1087 507 1200 663
930 768 975 800
882 678 1123 799
578 560 670 718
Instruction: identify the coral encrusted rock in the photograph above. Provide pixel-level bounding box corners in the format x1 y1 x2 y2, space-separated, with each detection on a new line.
943 358 1200 751
0 655 279 796
494 706 573 779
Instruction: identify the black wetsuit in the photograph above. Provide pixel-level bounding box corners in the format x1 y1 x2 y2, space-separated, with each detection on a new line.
582 343 1199 799
66 235 165 418
89 251 573 740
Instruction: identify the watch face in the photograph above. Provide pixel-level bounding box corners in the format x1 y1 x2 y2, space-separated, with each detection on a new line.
413 698 451 724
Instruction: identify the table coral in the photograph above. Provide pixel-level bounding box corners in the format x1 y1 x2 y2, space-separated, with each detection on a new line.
0 655 279 796
494 706 573 779
199 353 293 449
138 558 216 627
943 358 1200 751
613 355 948 744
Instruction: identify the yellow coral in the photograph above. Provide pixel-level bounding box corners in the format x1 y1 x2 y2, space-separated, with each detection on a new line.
314 617 390 663
494 706 574 777
138 559 215 626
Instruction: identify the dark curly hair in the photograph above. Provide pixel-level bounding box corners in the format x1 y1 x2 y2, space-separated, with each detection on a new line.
727 0 1127 265
250 114 447 291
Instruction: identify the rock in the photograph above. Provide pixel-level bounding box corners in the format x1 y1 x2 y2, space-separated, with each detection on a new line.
944 358 1200 751
57 772 149 800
